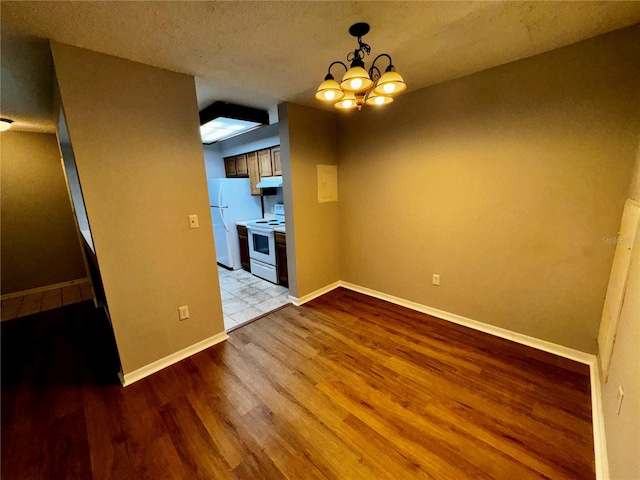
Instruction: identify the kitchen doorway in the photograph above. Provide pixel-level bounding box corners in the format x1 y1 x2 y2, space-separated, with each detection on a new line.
218 265 289 330
201 119 290 330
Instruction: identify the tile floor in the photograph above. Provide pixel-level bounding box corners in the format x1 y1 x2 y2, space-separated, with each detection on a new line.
1 282 95 322
218 266 289 330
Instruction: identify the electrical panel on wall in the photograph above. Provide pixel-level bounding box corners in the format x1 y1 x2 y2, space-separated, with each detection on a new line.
317 165 338 203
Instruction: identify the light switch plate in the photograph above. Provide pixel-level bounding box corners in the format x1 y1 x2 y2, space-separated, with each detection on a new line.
188 214 199 229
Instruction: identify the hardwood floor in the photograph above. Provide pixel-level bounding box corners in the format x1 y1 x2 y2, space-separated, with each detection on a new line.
1 288 595 479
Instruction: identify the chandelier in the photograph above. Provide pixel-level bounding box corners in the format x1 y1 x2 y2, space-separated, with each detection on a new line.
315 23 406 111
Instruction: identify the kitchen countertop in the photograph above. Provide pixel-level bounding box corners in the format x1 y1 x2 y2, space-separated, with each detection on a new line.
237 219 286 233
236 218 262 227
237 214 278 227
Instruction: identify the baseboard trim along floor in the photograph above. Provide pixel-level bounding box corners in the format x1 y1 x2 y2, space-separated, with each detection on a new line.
118 331 229 387
1 277 91 301
288 281 341 306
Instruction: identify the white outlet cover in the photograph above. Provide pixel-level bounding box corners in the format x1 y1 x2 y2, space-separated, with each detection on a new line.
188 214 199 229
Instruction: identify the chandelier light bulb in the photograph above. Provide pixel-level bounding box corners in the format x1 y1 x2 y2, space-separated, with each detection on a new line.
365 88 394 106
324 90 336 100
383 83 395 94
334 92 358 110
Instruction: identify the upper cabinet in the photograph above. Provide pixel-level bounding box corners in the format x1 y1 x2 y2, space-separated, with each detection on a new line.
224 156 238 177
258 149 273 177
272 147 282 176
235 154 248 176
224 154 247 178
224 146 281 195
246 151 261 196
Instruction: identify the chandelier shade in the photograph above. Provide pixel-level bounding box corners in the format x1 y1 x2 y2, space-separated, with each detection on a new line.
340 66 374 93
0 118 13 131
315 76 345 102
334 92 358 110
365 88 394 106
314 23 406 111
373 70 407 95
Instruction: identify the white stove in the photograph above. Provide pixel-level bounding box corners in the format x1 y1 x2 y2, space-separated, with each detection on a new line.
245 218 285 229
247 204 285 283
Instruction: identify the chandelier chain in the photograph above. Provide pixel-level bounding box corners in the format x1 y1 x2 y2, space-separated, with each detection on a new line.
347 37 371 65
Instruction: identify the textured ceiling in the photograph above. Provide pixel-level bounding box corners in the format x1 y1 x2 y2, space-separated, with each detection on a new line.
2 1 640 133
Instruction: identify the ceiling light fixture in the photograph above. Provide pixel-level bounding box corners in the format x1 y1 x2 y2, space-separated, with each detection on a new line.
315 23 406 111
199 102 269 144
0 118 14 131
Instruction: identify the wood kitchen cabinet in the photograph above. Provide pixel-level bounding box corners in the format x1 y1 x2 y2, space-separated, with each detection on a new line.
235 154 248 176
275 231 288 287
225 146 281 192
237 225 250 271
224 157 237 177
271 146 282 176
224 154 248 178
247 151 262 196
258 149 273 177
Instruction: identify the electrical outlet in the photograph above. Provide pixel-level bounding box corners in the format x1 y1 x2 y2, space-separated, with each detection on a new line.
188 214 199 229
432 274 440 286
178 305 190 321
616 385 624 415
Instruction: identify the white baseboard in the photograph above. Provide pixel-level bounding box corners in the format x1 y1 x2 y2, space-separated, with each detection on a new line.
288 281 341 306
589 359 609 480
119 331 229 387
340 281 594 363
1 277 90 301
338 281 608 479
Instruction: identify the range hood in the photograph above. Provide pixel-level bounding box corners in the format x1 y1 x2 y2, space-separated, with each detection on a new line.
256 176 283 188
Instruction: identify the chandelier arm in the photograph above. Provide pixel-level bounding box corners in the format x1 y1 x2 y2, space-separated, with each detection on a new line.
370 53 394 72
327 61 348 76
368 66 382 81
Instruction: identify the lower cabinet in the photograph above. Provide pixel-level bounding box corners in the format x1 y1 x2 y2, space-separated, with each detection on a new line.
237 225 250 271
275 232 288 287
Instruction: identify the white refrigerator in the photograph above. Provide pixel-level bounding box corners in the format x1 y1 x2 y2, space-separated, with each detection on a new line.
208 178 262 269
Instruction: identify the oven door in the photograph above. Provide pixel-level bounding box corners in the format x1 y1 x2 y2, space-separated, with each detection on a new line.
248 226 276 265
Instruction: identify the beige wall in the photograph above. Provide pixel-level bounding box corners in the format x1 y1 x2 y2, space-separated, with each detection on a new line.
628 136 640 201
1 131 86 294
279 103 340 299
50 42 223 374
337 25 640 353
601 137 640 480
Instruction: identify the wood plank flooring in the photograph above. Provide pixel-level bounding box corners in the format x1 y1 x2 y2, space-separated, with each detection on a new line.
1 287 595 479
